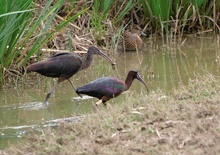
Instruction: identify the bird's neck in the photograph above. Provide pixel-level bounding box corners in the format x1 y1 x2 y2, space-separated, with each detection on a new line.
125 76 134 91
81 52 94 70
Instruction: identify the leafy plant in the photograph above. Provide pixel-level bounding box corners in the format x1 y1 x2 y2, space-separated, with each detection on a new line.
92 0 115 42
114 0 140 24
140 0 219 35
0 0 88 85
0 0 33 83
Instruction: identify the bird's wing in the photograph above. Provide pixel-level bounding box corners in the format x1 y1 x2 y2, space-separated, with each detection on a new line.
27 53 83 77
77 77 125 99
50 52 74 58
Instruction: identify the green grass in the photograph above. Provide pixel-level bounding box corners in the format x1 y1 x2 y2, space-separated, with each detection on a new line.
114 0 140 24
0 0 87 85
91 0 140 45
140 0 219 40
0 0 33 82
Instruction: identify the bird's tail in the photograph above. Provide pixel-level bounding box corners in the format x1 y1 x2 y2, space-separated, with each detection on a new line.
76 86 92 94
26 62 44 73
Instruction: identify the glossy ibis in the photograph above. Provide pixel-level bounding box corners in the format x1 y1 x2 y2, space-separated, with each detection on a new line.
27 46 116 104
124 31 143 51
76 70 148 106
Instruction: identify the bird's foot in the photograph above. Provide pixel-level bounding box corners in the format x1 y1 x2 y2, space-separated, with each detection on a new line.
43 101 52 112
44 96 50 107
44 100 49 108
77 93 83 98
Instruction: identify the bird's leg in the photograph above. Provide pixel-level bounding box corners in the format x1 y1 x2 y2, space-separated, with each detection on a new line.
45 77 65 105
68 79 83 98
68 79 77 90
44 82 58 105
92 100 102 112
95 99 103 106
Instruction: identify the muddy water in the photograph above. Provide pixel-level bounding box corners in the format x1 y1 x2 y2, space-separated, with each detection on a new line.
0 36 219 148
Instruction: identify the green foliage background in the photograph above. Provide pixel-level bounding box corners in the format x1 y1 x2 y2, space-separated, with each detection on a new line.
0 0 219 85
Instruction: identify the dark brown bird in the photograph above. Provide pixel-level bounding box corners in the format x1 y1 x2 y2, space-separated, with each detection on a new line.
27 46 116 104
76 70 148 106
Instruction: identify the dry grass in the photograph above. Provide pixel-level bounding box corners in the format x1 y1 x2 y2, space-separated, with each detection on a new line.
1 74 220 154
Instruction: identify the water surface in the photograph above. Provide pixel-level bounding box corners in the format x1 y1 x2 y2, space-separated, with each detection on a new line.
0 36 219 149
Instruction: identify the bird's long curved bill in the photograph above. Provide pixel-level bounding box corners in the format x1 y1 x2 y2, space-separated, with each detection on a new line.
99 50 116 68
136 74 149 91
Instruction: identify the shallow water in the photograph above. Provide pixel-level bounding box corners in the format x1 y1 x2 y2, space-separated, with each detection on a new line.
0 36 219 149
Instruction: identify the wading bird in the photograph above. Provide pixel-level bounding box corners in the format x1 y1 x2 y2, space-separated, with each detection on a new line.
76 70 148 106
27 46 116 104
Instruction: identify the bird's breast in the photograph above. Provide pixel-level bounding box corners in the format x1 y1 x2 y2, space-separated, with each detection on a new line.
103 79 125 96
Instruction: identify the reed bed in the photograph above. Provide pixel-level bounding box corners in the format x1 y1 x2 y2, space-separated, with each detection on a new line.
0 0 219 84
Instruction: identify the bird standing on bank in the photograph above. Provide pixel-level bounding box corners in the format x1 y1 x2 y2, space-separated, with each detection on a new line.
27 46 116 104
76 70 148 106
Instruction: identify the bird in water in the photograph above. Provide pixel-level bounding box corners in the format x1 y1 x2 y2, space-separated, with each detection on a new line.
26 46 116 104
76 70 148 106
124 31 143 51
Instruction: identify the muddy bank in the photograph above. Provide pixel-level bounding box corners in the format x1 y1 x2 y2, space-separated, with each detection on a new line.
1 74 220 154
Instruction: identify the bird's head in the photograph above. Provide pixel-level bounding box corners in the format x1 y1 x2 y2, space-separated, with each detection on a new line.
88 46 116 68
129 70 149 91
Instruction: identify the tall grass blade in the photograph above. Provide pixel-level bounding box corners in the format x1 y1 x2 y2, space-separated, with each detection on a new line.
114 0 140 24
18 7 89 66
0 0 32 71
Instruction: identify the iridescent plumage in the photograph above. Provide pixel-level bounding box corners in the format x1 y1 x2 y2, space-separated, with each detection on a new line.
76 70 149 106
